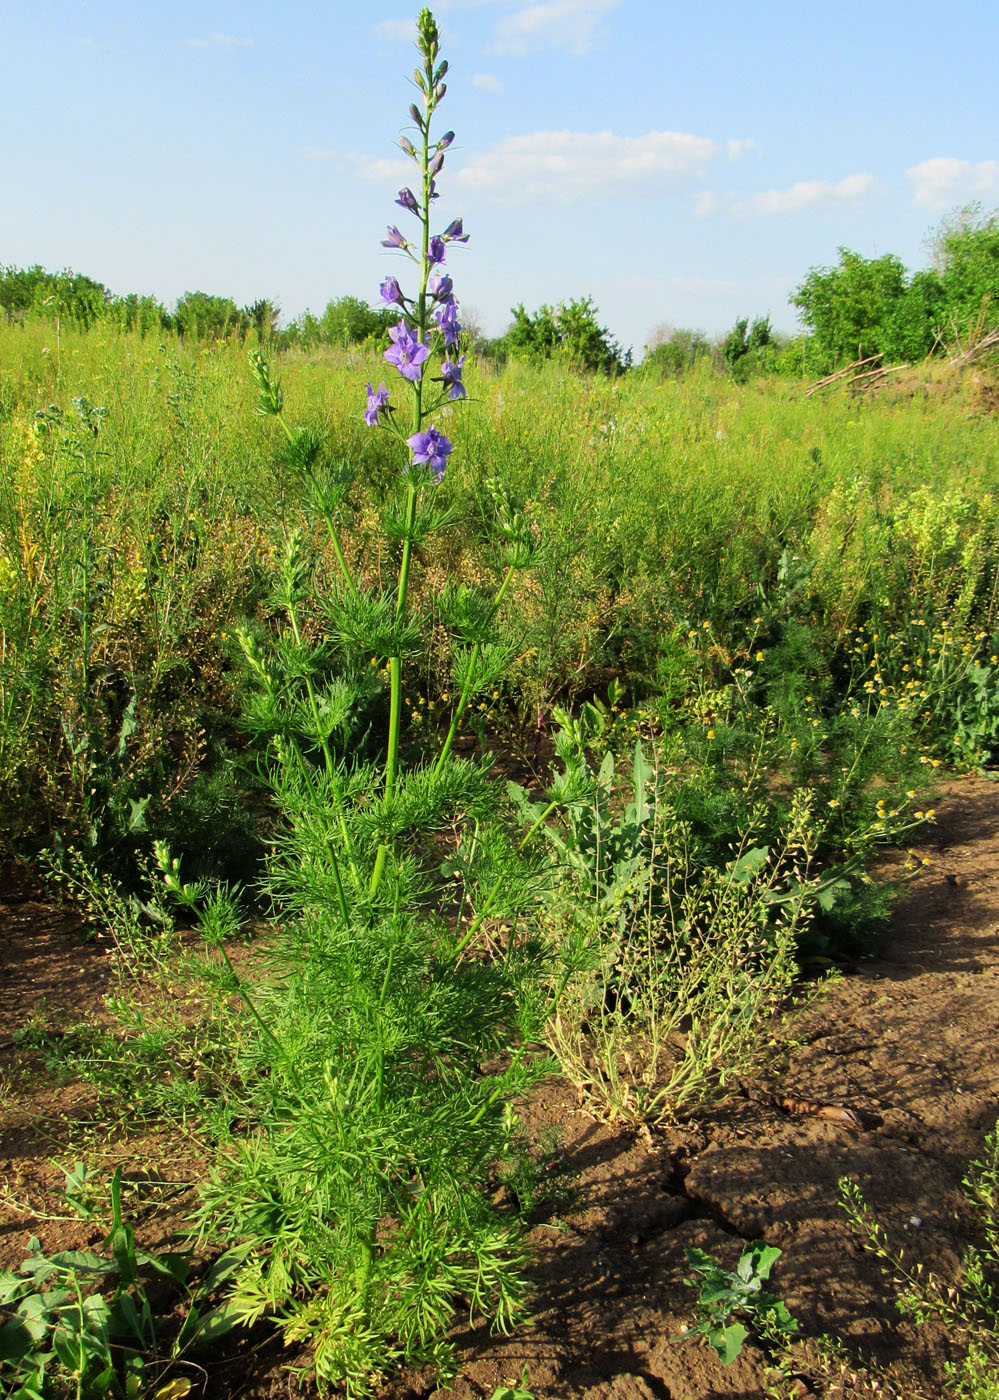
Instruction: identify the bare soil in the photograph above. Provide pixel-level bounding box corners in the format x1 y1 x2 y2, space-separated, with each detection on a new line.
3 775 999 1399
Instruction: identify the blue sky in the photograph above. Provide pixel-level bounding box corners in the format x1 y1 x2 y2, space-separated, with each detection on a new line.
4 0 999 354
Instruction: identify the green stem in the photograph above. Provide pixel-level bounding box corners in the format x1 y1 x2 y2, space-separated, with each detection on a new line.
275 406 358 598
371 95 436 899
216 940 305 1094
434 561 518 775
286 600 359 883
469 959 576 1128
452 798 558 959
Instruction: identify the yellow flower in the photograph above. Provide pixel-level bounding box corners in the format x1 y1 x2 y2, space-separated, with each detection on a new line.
707 728 716 739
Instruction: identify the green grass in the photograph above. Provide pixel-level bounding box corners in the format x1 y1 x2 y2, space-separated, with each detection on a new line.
1 319 996 874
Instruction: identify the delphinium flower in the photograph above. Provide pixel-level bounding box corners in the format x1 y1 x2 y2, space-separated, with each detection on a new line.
384 321 431 382
406 425 452 479
365 381 391 426
380 276 405 308
440 354 466 400
435 301 460 348
362 5 469 478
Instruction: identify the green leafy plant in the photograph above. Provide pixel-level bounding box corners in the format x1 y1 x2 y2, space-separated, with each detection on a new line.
0 1166 242 1400
682 1241 798 1364
488 1365 535 1400
137 17 584 1396
841 1120 999 1399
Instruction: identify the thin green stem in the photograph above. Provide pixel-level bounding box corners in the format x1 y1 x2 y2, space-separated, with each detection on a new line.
469 958 576 1128
434 561 518 774
275 406 358 598
451 798 559 959
286 599 359 882
215 940 305 1094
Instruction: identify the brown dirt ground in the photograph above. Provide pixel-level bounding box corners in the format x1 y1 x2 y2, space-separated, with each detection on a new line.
3 775 999 1399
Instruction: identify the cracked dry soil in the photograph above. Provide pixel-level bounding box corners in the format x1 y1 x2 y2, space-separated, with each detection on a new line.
2 774 999 1399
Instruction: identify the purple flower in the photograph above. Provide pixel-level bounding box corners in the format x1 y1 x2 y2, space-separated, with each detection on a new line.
384 320 430 381
434 301 461 348
427 235 446 266
380 276 405 308
428 150 445 177
442 218 468 244
364 381 391 426
407 425 453 481
439 131 455 150
395 188 419 215
441 354 466 401
428 270 454 303
381 226 407 249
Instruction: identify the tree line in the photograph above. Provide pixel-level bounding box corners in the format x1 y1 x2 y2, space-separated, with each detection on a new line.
4 204 999 378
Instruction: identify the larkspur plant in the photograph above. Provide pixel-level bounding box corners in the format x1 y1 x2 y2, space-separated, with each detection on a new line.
178 12 582 1396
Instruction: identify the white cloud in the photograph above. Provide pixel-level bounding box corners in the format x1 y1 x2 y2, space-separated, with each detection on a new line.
472 72 505 93
726 138 761 162
490 0 621 55
456 128 718 201
907 157 999 210
376 18 418 42
184 32 252 49
300 147 338 162
353 155 413 182
700 172 878 217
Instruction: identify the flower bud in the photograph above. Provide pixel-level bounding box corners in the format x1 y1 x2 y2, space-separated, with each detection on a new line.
398 135 417 158
439 131 455 150
408 103 424 127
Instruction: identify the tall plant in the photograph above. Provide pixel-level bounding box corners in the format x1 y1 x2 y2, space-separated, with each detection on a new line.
175 13 576 1394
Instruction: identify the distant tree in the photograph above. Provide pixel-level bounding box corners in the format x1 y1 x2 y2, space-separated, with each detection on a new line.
882 269 946 362
108 292 169 336
641 324 711 378
791 249 921 370
1 264 51 317
174 290 240 340
0 264 110 328
243 298 281 344
317 295 396 347
504 296 630 375
721 315 773 380
931 204 999 336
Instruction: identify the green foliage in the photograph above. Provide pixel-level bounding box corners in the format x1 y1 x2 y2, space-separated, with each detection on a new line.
641 325 711 378
488 1366 535 1400
791 248 926 370
683 1241 798 1364
0 265 111 329
933 204 999 335
0 1166 242 1400
173 290 241 341
840 1119 999 1398
503 296 631 374
722 315 774 382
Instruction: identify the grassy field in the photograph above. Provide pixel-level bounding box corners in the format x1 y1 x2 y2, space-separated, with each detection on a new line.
2 317 999 1397
2 319 997 865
